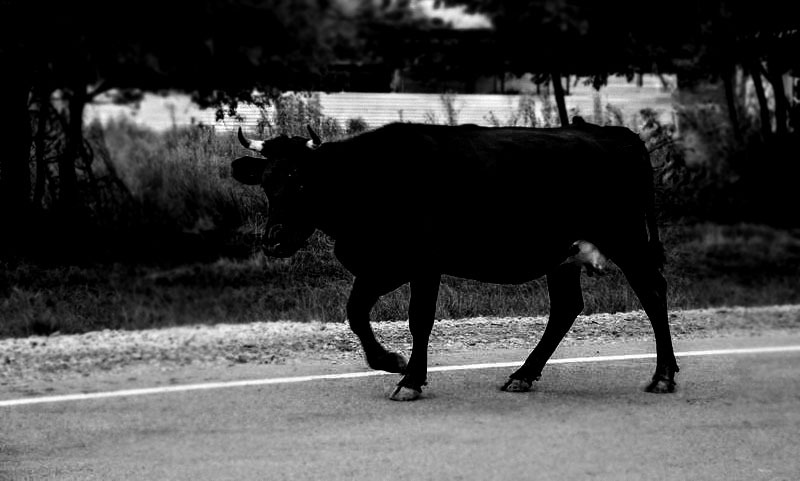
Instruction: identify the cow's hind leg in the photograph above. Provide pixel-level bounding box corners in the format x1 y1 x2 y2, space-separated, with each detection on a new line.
347 276 408 374
503 264 583 392
617 257 679 393
390 274 440 401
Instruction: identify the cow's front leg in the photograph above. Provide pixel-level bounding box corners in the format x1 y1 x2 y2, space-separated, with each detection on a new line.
391 274 440 401
347 277 408 374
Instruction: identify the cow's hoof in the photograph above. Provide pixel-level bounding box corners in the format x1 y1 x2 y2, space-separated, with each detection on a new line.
368 351 407 374
501 378 533 392
645 364 678 393
389 385 421 401
645 377 676 394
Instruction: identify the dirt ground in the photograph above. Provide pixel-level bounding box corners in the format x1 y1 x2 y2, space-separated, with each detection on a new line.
2 304 798 389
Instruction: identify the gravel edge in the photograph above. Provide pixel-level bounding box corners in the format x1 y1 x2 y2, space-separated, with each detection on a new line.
2 305 799 383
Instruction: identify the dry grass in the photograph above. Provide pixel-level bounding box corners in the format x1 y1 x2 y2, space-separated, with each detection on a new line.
2 99 798 338
2 223 799 338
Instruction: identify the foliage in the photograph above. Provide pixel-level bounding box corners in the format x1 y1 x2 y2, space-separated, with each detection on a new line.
640 106 800 226
0 0 430 255
424 92 464 125
3 222 799 338
6 119 266 262
346 117 370 135
0 0 797 340
4 0 390 105
436 1 798 134
255 93 344 140
1 104 799 335
3 0 798 260
484 93 560 128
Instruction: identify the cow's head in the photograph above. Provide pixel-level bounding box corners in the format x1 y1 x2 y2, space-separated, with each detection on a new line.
233 126 322 257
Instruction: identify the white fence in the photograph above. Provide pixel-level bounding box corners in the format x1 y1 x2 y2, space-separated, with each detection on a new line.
85 76 675 133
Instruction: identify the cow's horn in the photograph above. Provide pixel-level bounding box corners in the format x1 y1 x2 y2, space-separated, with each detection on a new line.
238 127 264 152
306 125 322 149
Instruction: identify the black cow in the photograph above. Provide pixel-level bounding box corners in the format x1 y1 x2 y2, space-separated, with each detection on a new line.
232 118 679 401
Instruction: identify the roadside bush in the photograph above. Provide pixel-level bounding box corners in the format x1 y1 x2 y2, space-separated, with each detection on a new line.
640 105 800 226
3 100 800 336
3 221 798 337
346 117 369 135
15 119 267 263
15 97 796 264
256 92 345 141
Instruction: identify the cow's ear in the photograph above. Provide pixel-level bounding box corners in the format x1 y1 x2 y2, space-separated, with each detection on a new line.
231 156 275 185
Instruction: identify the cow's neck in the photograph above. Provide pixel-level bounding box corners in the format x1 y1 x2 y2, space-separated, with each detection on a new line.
304 149 349 241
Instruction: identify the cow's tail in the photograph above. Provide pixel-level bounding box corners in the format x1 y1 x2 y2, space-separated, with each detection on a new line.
641 143 666 269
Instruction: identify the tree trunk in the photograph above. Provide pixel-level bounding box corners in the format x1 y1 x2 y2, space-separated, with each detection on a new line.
748 61 772 138
766 69 789 137
551 71 569 127
33 88 51 209
58 85 85 215
0 60 32 248
722 66 742 144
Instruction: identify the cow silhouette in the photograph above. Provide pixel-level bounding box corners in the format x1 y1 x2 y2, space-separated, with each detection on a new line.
233 118 678 400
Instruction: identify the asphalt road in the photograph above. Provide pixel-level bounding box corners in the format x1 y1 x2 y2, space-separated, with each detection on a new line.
2 335 800 481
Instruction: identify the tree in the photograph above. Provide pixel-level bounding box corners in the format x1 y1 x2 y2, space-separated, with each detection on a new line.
0 3 34 242
436 0 799 135
670 1 799 140
430 1 657 126
0 0 410 253
729 4 799 138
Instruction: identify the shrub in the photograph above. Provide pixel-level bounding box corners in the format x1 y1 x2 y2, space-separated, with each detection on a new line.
640 104 800 226
256 92 344 141
346 117 369 135
12 94 798 265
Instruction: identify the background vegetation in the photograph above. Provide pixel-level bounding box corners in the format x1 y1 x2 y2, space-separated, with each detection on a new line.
1 94 798 338
1 1 798 338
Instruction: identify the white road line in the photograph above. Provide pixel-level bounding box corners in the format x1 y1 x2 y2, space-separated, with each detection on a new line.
2 345 800 408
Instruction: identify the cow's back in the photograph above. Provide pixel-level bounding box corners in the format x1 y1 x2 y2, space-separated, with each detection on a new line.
310 123 649 280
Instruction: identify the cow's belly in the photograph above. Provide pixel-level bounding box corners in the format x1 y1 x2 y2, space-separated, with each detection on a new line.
332 220 576 283
336 245 557 284
436 241 565 284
